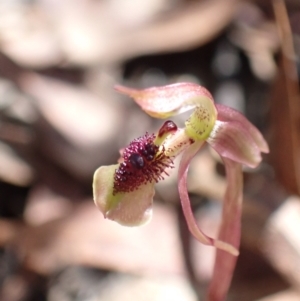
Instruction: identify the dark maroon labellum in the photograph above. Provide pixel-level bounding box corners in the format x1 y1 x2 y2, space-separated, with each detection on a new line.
158 120 178 138
113 133 173 195
129 153 145 169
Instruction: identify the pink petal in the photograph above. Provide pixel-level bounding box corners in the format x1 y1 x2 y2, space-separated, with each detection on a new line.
207 120 262 168
207 158 243 301
115 83 215 118
216 104 269 153
93 165 154 226
178 141 239 255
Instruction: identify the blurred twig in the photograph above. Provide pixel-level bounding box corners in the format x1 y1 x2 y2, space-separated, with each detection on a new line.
270 0 300 194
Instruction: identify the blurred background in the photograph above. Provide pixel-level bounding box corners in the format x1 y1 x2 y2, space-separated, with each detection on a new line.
0 0 299 300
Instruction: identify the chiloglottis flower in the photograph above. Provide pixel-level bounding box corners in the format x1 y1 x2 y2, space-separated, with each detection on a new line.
93 82 269 301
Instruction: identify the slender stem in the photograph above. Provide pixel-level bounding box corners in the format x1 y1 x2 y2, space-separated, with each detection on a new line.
207 158 243 301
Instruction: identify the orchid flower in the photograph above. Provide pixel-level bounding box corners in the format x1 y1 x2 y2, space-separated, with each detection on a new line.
93 82 268 301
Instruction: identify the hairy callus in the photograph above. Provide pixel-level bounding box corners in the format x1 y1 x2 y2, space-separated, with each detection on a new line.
113 133 173 194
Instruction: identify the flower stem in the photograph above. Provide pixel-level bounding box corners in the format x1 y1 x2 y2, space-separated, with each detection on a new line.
207 158 243 301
